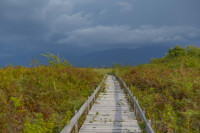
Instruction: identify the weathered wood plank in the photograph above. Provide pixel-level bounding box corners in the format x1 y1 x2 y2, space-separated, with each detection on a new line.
116 74 154 133
60 74 107 133
78 75 141 133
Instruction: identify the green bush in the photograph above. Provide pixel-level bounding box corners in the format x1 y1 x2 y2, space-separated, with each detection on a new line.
167 45 187 58
116 45 200 132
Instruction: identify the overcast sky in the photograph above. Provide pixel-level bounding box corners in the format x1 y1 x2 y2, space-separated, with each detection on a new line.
0 0 200 65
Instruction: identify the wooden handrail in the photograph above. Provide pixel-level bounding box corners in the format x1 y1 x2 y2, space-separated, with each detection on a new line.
60 74 107 133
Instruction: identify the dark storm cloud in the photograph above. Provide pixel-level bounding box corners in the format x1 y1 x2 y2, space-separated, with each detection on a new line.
0 0 200 64
57 25 200 48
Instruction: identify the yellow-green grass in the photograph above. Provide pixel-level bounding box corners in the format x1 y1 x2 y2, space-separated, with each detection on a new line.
115 45 200 133
90 68 113 75
0 65 103 133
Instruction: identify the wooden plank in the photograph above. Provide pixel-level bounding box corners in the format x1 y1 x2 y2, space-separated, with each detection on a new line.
78 75 141 133
60 74 107 133
116 75 154 133
82 121 139 125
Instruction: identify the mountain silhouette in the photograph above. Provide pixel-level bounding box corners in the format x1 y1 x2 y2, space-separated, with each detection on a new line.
68 45 169 67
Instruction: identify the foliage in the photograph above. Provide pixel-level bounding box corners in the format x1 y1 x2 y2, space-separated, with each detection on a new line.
24 113 55 133
10 97 23 109
163 104 177 132
41 52 69 67
0 53 103 133
186 45 200 57
116 45 200 132
167 44 187 58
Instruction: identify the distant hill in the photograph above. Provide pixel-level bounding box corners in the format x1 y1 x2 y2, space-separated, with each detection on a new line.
68 45 170 67
0 45 170 67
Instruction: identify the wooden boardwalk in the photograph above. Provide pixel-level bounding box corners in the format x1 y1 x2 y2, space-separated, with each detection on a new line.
79 75 141 133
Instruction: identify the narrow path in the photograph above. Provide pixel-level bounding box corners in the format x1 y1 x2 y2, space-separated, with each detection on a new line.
79 75 141 133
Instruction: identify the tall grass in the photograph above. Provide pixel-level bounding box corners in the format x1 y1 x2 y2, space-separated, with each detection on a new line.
0 53 103 133
115 45 200 132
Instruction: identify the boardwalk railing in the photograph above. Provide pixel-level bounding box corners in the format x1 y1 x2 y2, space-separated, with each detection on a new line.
60 74 107 133
115 74 154 133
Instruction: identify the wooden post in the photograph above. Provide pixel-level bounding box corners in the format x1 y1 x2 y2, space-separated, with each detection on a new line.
94 89 98 102
127 92 130 102
87 96 90 113
134 105 136 115
135 99 138 116
85 107 87 115
91 93 94 106
143 110 145 116
75 110 78 133
148 119 151 126
135 108 138 117
85 97 89 115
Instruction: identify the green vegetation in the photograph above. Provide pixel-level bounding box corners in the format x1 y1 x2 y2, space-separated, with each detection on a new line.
0 53 103 133
1 46 200 133
90 68 113 75
115 45 200 133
